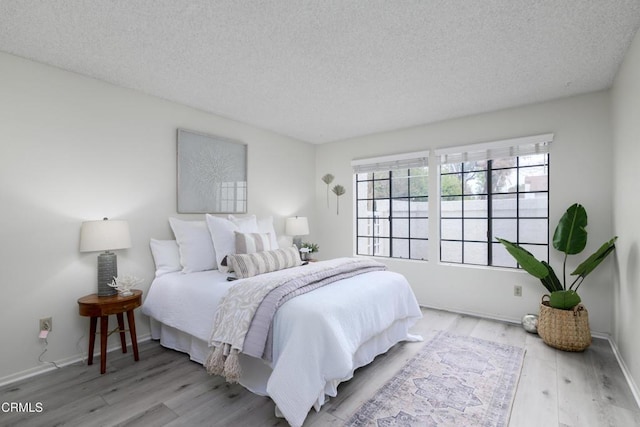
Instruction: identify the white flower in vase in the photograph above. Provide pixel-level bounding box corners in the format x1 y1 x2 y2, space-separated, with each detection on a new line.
299 247 311 261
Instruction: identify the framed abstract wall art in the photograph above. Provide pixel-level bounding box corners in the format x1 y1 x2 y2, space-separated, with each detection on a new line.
177 129 247 213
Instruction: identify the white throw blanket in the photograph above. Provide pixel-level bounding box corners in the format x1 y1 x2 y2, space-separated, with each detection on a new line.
204 257 386 382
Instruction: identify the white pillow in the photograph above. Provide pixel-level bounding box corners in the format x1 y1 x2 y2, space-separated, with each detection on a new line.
257 216 279 250
277 235 293 249
206 214 251 273
169 218 217 273
149 239 182 277
228 214 259 232
228 214 279 249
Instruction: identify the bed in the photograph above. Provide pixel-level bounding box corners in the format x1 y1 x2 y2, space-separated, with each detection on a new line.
142 216 422 426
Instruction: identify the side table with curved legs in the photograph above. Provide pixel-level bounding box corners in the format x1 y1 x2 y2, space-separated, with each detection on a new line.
77 290 142 374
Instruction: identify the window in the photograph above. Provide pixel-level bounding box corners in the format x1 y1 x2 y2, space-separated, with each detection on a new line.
436 134 552 268
352 152 429 260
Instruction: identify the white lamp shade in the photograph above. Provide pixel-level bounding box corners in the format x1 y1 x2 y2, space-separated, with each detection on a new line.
285 216 309 236
80 219 132 252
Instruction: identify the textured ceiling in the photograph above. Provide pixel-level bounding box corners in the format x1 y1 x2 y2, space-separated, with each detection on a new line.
1 1 639 143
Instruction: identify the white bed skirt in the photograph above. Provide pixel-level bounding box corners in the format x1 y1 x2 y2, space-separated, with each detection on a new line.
149 317 421 408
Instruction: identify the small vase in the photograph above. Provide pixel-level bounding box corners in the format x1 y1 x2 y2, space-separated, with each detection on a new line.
521 314 539 334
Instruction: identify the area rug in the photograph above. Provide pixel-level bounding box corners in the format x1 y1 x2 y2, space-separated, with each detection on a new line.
345 331 525 427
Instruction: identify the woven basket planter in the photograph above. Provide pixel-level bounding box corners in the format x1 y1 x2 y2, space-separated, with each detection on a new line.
537 295 592 352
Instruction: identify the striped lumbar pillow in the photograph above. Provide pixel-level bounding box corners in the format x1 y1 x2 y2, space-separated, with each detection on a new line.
234 231 273 254
227 246 302 278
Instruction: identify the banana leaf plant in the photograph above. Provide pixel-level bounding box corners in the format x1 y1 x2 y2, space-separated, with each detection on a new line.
496 203 617 310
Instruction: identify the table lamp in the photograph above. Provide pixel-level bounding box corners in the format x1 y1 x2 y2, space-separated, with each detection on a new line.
285 216 309 249
80 218 132 296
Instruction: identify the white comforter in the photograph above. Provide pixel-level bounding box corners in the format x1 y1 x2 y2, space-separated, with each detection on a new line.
142 264 422 427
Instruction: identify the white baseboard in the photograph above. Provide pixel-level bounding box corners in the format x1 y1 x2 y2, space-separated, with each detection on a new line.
606 336 640 409
419 303 522 326
0 334 151 388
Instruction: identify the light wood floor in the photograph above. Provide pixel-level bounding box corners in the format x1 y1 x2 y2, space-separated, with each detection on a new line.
1 308 639 426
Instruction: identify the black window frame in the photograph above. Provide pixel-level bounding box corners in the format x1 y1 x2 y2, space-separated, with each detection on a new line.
439 154 550 268
355 167 429 260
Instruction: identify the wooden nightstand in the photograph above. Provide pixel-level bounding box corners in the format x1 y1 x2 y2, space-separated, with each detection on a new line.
77 290 142 374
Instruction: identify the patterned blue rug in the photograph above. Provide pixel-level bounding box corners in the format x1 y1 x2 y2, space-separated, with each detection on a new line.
346 331 525 427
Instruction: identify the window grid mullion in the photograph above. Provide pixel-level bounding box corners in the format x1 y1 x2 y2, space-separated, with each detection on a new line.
356 176 360 255
461 163 466 264
388 172 393 257
407 169 411 259
487 160 493 266
516 157 521 248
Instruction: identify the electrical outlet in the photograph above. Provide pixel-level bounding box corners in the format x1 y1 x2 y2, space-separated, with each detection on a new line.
514 285 523 297
39 317 52 332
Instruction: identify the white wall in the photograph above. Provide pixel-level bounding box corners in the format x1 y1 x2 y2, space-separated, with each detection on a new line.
0 52 315 382
612 28 640 399
315 91 614 332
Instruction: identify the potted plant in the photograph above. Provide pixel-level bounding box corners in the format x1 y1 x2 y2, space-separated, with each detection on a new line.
497 203 616 351
300 242 319 261
497 203 616 309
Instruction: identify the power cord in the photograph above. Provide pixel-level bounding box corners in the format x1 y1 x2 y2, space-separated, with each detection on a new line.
76 333 86 365
38 337 61 369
